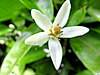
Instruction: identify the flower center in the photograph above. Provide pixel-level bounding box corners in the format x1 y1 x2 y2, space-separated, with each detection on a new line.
48 24 63 40
52 26 61 35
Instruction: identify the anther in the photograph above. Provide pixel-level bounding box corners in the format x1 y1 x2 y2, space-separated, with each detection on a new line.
48 34 51 36
51 37 53 39
57 23 59 26
58 38 61 40
51 26 53 28
49 29 52 32
51 32 53 34
53 35 56 37
60 31 63 33
52 34 54 36
59 35 61 37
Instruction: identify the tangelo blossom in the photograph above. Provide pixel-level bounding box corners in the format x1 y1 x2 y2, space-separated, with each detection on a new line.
25 0 89 70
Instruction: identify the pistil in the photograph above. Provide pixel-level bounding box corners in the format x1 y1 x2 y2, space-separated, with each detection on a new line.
48 23 63 40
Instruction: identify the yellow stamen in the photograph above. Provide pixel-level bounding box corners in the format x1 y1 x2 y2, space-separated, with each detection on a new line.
48 34 51 36
49 29 52 32
51 37 53 39
59 27 61 28
47 23 63 40
60 31 63 33
58 38 60 40
52 26 60 35
57 23 59 26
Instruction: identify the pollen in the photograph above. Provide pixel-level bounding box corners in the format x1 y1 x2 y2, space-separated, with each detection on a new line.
48 23 63 40
52 26 61 35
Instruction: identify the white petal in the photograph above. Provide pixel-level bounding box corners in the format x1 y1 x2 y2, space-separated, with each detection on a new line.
48 39 62 70
25 32 48 46
31 9 52 31
53 0 71 27
60 26 89 38
43 48 49 53
43 49 50 57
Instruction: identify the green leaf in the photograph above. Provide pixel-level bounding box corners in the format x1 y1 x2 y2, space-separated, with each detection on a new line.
19 0 39 10
33 59 56 75
21 9 33 22
67 0 87 26
19 23 45 64
13 64 26 75
87 0 100 21
59 67 69 75
0 11 20 22
6 40 15 52
1 32 32 75
0 24 12 36
87 24 100 34
12 17 25 28
64 59 74 70
19 45 47 64
67 7 86 26
20 0 54 20
0 0 25 22
23 68 35 75
26 23 42 34
0 37 7 41
82 16 97 23
70 31 100 74
0 67 1 74
35 0 54 20
91 27 100 34
70 0 87 14
53 0 64 10
76 70 94 75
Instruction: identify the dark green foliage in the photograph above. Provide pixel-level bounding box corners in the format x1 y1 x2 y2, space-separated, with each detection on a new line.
0 0 100 75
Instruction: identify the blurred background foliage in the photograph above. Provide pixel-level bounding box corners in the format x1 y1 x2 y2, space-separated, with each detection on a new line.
0 0 100 75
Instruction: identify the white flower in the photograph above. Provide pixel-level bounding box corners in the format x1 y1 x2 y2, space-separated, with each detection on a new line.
43 49 50 57
9 24 15 29
25 0 89 70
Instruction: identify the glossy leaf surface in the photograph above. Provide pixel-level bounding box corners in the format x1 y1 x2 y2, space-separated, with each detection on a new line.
0 24 12 36
19 45 47 64
0 0 25 21
70 31 100 74
1 32 32 75
20 0 53 20
87 0 100 21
